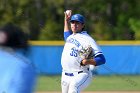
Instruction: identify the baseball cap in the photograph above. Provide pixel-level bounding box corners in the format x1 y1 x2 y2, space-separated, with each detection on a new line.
70 14 85 24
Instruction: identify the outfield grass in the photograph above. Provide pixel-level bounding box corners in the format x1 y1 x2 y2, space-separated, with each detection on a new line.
35 75 140 92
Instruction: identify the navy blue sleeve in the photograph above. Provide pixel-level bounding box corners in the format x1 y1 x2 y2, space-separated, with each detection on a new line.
64 31 72 41
94 54 106 66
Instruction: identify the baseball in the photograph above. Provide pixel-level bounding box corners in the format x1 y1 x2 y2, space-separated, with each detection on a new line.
65 10 71 16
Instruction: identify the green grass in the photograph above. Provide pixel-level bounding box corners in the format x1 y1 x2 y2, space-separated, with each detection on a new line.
35 75 140 91
35 75 61 91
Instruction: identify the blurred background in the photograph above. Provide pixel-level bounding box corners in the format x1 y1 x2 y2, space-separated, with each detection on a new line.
0 0 140 40
0 0 140 93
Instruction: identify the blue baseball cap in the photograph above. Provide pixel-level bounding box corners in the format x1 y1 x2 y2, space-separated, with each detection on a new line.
70 14 85 24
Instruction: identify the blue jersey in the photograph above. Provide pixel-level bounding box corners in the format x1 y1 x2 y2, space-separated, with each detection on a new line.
0 47 36 93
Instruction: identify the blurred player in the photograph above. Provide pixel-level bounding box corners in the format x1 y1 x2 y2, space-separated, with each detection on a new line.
61 10 106 93
0 23 36 93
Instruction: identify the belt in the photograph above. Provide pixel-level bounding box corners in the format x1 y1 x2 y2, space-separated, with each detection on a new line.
64 68 89 76
65 71 83 76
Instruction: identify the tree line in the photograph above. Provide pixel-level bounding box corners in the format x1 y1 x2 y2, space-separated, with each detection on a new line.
0 0 140 40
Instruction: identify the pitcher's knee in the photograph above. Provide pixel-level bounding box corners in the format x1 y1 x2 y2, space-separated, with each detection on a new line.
68 83 79 93
68 89 77 93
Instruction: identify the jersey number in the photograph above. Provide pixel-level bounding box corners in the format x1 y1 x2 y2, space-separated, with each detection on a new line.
70 47 78 57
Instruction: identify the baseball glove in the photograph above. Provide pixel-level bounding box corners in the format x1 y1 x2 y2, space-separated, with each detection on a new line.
78 45 94 59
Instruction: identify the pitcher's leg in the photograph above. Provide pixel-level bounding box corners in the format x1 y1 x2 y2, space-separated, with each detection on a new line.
68 72 92 93
61 72 70 93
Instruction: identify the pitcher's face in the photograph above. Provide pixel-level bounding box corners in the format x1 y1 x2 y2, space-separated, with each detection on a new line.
70 21 84 33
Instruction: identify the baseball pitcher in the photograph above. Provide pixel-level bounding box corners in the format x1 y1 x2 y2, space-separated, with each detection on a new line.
61 10 106 93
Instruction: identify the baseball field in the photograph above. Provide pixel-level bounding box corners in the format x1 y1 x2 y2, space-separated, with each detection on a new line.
35 75 140 93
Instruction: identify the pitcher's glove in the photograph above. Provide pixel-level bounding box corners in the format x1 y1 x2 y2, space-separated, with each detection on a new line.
78 45 94 65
